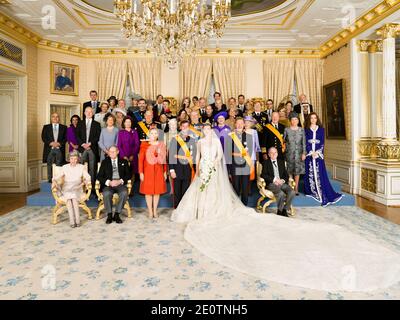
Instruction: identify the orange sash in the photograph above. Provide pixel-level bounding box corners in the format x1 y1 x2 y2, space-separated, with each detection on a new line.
265 123 286 153
175 135 195 181
230 132 255 180
189 125 203 138
138 122 150 139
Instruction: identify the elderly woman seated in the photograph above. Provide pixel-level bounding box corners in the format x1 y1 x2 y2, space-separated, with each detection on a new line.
52 150 91 227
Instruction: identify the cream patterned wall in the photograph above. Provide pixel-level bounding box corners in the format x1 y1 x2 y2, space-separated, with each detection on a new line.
36 49 95 161
323 46 353 162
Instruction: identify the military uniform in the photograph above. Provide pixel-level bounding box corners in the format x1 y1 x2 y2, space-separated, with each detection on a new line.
228 130 253 206
168 134 197 208
261 122 286 160
189 122 203 141
136 121 158 141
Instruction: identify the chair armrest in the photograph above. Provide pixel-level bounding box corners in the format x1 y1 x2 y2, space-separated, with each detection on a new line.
82 183 92 201
51 184 62 203
288 178 296 190
127 180 132 194
95 180 102 200
257 177 266 189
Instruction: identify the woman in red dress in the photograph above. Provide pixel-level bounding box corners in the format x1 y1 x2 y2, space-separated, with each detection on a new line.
138 128 167 219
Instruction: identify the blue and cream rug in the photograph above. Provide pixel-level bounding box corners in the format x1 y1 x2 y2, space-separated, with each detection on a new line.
0 206 400 300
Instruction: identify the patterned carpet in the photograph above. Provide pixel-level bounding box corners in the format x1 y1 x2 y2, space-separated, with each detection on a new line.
0 206 400 300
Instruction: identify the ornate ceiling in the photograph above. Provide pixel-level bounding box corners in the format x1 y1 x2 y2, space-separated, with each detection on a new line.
80 0 289 17
0 0 395 52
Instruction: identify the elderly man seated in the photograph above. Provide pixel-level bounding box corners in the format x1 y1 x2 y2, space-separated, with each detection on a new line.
260 147 295 217
97 145 131 224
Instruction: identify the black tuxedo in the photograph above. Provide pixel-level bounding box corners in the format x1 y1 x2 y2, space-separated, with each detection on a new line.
211 103 227 113
152 104 165 121
83 101 101 118
76 118 101 161
41 123 67 163
201 113 214 124
261 159 289 186
261 122 286 160
169 134 197 208
97 157 131 191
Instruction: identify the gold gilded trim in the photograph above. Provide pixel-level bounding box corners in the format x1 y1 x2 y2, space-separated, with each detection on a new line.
320 0 400 58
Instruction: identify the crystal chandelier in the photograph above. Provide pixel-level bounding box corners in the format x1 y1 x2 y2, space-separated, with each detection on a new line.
114 0 231 68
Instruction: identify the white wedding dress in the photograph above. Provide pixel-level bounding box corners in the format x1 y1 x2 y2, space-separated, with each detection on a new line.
171 133 400 292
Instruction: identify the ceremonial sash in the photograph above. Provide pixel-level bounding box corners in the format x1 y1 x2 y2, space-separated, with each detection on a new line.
265 124 286 153
230 132 255 179
189 125 203 138
175 135 195 180
138 122 150 140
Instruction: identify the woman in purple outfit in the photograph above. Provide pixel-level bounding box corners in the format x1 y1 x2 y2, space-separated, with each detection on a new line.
66 114 80 154
117 116 140 177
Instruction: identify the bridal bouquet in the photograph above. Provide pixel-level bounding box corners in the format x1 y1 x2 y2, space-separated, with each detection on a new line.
199 158 216 192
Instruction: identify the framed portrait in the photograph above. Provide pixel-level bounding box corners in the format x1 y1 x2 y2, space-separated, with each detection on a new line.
323 79 347 140
50 61 78 96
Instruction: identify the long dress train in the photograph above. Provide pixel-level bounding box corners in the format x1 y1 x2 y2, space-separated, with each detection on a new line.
171 133 400 292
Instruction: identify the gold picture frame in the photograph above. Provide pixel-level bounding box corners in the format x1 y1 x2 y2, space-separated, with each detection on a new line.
323 79 347 140
50 61 79 96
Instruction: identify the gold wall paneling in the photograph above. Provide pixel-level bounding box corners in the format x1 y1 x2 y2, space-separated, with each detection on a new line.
361 168 377 193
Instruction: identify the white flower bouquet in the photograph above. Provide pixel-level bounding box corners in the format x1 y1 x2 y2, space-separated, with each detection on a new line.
199 158 216 192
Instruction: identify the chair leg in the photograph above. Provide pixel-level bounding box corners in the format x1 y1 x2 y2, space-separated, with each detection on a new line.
52 204 60 224
256 196 265 212
288 205 296 217
53 206 65 224
124 202 132 218
96 203 104 220
262 200 274 214
80 204 92 220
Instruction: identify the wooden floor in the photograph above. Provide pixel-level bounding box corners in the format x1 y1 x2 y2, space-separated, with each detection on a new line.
0 192 399 224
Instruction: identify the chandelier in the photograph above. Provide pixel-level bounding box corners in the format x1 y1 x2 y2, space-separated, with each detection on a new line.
114 0 231 68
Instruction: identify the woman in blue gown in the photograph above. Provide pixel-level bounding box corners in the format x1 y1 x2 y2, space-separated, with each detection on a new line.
304 112 342 206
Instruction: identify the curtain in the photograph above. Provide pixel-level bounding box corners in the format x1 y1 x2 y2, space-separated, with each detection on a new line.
263 58 295 108
213 57 245 103
127 58 161 101
295 58 324 116
95 59 127 101
179 57 213 101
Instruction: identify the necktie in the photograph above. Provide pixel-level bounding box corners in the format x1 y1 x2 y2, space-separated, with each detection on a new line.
273 161 277 167
86 119 91 143
53 124 58 143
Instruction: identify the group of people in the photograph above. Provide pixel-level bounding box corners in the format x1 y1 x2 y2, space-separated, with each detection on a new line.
42 89 342 227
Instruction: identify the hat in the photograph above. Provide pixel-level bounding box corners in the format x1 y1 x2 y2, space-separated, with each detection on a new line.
112 107 127 116
288 111 299 120
244 115 257 123
213 111 228 122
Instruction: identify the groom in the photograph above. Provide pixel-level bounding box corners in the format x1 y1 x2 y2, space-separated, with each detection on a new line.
261 147 295 217
169 120 197 208
228 117 254 206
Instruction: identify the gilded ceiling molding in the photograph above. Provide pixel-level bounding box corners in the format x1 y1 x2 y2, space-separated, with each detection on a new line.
376 23 400 38
320 0 400 58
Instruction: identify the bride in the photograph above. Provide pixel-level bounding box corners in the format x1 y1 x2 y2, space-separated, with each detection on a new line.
171 123 400 292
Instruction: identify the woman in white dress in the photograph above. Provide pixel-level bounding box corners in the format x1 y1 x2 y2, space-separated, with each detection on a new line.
52 151 91 228
171 124 400 292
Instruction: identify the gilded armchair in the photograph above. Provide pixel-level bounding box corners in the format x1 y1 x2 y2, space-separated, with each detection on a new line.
256 162 296 216
95 174 133 220
51 163 92 225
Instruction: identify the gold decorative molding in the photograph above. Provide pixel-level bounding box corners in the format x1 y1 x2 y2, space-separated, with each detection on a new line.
358 40 374 52
377 139 400 161
361 168 377 193
320 0 400 58
359 139 379 158
376 23 400 38
358 40 384 53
